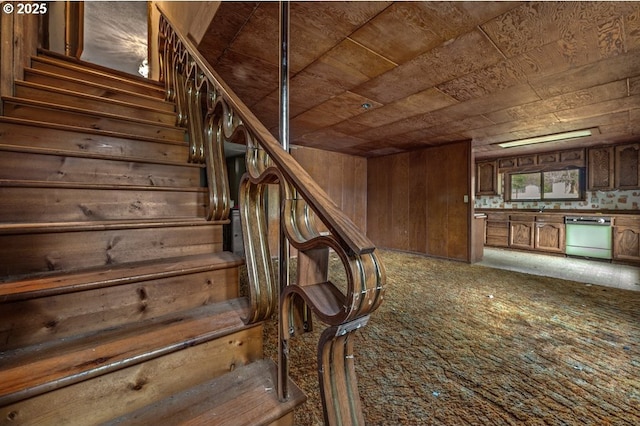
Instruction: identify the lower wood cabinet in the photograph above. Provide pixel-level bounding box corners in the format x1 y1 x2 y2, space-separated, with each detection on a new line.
485 213 509 247
534 221 565 253
510 220 534 249
613 216 640 262
482 211 640 263
485 212 566 254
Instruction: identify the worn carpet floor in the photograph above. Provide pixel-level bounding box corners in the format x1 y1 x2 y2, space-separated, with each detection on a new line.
256 249 639 425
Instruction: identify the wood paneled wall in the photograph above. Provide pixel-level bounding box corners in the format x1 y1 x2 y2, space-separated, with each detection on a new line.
292 146 368 233
367 141 472 261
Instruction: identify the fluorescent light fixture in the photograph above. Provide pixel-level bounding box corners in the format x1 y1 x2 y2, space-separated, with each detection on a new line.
497 129 593 148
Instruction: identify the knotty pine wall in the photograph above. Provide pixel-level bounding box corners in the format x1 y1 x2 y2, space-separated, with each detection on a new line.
367 141 472 262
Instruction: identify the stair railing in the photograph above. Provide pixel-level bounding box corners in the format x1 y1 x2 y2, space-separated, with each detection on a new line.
159 12 386 425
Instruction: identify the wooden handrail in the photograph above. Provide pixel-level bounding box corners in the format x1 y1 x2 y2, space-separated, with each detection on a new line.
158 10 385 425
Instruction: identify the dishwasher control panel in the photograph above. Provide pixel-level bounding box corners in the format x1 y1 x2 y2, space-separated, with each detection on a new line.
564 216 611 226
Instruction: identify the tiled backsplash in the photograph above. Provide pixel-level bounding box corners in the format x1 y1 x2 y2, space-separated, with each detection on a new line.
475 190 640 210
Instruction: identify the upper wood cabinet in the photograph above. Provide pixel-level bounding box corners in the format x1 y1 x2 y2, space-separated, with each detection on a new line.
477 148 586 196
588 146 615 190
588 143 640 191
476 160 497 195
615 143 640 189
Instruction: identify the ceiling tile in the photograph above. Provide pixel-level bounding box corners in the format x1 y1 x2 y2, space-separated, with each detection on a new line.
529 49 640 98
349 88 458 128
353 29 504 104
291 92 382 136
198 2 258 65
630 76 640 96
486 80 629 124
349 2 444 64
290 1 391 72
302 39 396 90
441 83 540 118
295 129 368 150
555 95 640 123
228 2 278 66
436 59 528 102
214 50 279 107
323 38 397 80
625 7 640 50
481 2 569 58
288 71 349 114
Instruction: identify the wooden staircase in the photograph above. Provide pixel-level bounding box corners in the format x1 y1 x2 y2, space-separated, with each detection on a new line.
0 51 304 425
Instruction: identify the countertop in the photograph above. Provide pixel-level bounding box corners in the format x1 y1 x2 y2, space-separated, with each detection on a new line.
475 208 639 215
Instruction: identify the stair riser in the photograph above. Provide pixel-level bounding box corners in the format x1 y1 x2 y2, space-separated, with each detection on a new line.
0 121 189 161
31 58 166 98
3 102 185 141
24 70 175 112
15 84 177 125
0 267 240 351
0 325 263 425
0 187 207 223
0 151 203 188
0 225 223 278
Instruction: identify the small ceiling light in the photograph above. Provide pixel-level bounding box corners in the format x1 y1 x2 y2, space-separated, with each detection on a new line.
497 129 594 148
361 103 372 110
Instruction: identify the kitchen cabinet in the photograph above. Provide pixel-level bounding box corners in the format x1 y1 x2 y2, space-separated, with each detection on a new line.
613 216 640 262
534 215 565 253
476 160 497 195
615 144 640 189
481 210 640 263
588 143 640 191
509 214 535 249
483 211 565 254
588 146 615 190
485 212 509 247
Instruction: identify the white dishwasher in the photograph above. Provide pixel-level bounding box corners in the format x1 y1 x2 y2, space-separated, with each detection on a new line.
564 216 612 260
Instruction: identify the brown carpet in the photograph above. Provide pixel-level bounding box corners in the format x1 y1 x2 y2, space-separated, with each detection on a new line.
256 249 640 425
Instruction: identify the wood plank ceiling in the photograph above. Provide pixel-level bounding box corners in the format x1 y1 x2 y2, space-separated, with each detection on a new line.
197 1 640 159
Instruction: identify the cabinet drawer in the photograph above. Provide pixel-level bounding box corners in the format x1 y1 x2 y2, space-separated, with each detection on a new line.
510 214 535 222
486 226 508 237
614 216 640 227
485 221 509 247
536 214 564 223
485 212 509 221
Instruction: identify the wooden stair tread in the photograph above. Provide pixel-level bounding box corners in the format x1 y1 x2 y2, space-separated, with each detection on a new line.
24 68 175 111
15 80 177 124
0 297 253 406
37 49 165 88
0 141 202 168
33 51 165 95
105 359 306 426
2 96 182 130
0 251 242 300
0 116 187 146
0 217 222 236
0 178 207 192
